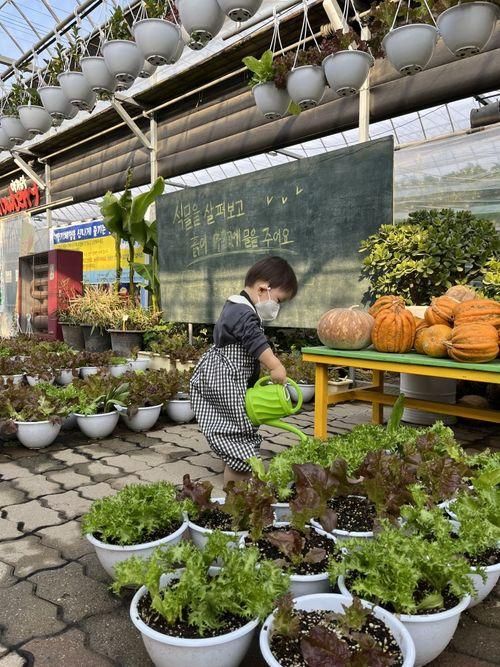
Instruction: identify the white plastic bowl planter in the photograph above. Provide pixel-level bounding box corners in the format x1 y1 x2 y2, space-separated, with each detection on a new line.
38 86 78 125
62 413 78 430
177 0 225 50
1 374 24 385
216 0 263 22
58 72 96 112
260 593 416 667
133 19 183 66
0 116 29 144
102 40 144 85
382 24 438 76
271 502 291 522
286 66 326 111
437 2 498 57
86 520 189 578
252 82 290 120
165 395 195 424
338 576 470 667
75 411 120 439
0 126 14 150
139 60 157 78
170 36 185 63
128 358 150 372
15 420 61 449
109 363 129 378
26 374 54 387
55 369 74 386
288 383 314 403
81 56 117 95
468 558 500 608
18 105 52 138
322 50 374 97
188 497 247 549
79 366 100 379
120 404 163 432
310 496 374 544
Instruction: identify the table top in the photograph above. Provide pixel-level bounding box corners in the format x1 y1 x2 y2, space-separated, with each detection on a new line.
301 346 500 374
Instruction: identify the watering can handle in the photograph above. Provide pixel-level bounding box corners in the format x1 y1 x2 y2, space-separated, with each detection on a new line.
255 375 303 414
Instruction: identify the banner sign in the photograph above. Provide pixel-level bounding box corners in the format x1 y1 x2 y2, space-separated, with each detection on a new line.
0 177 40 216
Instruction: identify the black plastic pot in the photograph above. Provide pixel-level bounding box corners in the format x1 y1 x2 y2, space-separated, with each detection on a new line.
108 330 144 357
81 325 112 352
61 324 85 350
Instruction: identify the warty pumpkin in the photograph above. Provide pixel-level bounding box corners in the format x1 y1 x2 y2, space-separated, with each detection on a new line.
420 324 453 358
445 285 476 303
453 299 500 329
372 303 416 353
317 305 374 350
424 296 458 326
445 323 499 363
368 295 405 318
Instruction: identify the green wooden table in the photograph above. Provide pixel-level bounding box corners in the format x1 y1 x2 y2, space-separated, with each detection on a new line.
301 346 500 438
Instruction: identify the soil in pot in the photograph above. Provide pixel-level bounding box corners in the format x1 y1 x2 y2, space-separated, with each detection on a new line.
327 495 376 532
269 607 404 667
192 505 234 531
465 545 500 568
94 518 184 547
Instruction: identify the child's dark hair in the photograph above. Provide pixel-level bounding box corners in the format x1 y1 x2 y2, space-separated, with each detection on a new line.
245 256 298 298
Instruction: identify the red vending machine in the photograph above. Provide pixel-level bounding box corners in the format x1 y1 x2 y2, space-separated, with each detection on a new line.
18 249 83 340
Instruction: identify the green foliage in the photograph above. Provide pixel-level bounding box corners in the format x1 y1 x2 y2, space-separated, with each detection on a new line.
359 209 500 305
123 369 179 415
223 477 275 540
271 593 300 638
281 351 315 384
73 375 129 415
112 531 289 634
81 482 186 545
106 6 131 40
44 43 66 85
320 29 369 57
242 50 275 86
65 24 85 71
480 257 500 301
0 383 70 422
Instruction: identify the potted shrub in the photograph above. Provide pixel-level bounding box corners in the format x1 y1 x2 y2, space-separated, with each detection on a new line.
177 0 225 50
0 357 25 385
217 0 262 22
436 0 499 58
102 6 144 86
39 45 78 125
281 351 315 403
242 50 294 120
165 368 195 423
274 48 326 111
321 29 374 97
17 85 52 138
260 593 415 667
119 368 179 431
58 25 96 111
68 285 121 351
108 306 163 357
133 0 182 66
82 481 190 578
139 323 178 369
74 375 129 438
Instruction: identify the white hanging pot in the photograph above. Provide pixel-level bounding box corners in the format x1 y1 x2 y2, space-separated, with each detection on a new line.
120 404 163 432
139 60 157 78
177 0 225 50
0 126 15 150
171 34 186 62
102 40 143 85
216 0 263 22
322 50 374 97
0 116 29 144
382 24 438 76
75 411 120 439
15 420 61 449
286 65 326 110
18 105 52 138
133 19 183 66
81 56 117 94
58 72 96 112
252 82 290 119
437 2 498 58
38 86 78 125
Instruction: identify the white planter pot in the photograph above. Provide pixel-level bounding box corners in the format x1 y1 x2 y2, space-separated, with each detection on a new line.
102 40 143 85
216 0 263 22
383 24 438 76
1 374 24 385
38 86 77 124
128 358 151 372
121 404 163 432
171 36 185 63
133 19 183 66
0 116 28 144
286 66 326 110
75 411 119 439
468 559 500 608
177 0 225 49
310 516 374 544
109 363 129 378
56 369 74 385
0 127 14 150
131 580 258 667
328 378 352 393
260 593 416 667
26 374 54 387
166 397 195 423
58 72 96 111
322 50 373 97
288 383 315 403
15 420 61 449
139 60 157 78
271 502 291 522
62 413 78 430
18 105 52 138
400 374 456 425
138 351 171 371
86 520 189 578
80 366 100 378
188 498 246 549
252 82 290 120
338 576 470 667
81 56 117 94
437 2 499 58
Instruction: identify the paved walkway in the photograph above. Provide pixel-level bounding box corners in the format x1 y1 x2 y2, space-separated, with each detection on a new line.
0 402 499 667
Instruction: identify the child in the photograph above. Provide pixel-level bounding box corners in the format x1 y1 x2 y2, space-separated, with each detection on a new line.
190 256 298 484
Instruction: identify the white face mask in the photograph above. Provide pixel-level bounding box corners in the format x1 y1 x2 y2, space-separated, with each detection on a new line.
255 288 280 322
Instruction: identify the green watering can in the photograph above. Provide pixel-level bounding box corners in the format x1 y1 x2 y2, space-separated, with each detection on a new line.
245 376 308 443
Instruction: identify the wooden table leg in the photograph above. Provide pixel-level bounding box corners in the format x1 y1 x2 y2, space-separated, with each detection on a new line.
314 363 329 439
372 369 385 424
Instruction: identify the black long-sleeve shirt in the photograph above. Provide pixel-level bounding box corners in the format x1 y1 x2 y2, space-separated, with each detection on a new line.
213 290 270 359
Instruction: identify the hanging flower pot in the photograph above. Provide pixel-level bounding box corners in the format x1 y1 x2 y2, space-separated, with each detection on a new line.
177 0 225 50
216 0 263 22
38 86 78 125
139 60 157 78
382 24 438 76
18 105 52 138
0 116 29 144
252 82 290 119
133 19 183 66
171 35 185 62
437 2 498 58
0 126 14 151
81 56 117 95
102 40 143 85
322 50 374 97
57 72 96 112
286 66 326 110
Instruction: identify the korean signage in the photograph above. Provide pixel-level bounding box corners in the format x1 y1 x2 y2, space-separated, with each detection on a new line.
0 176 41 216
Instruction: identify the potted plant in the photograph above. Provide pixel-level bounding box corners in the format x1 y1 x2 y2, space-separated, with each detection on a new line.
435 0 499 58
57 281 85 349
133 0 183 66
82 481 189 578
127 351 151 372
23 350 60 386
328 367 352 392
260 593 415 667
176 0 225 50
0 357 25 385
165 368 195 423
274 48 326 111
243 50 295 120
217 0 262 22
81 53 117 96
58 25 96 112
281 351 315 403
112 530 289 667
0 82 29 144
17 84 52 138
76 350 113 378
39 45 78 125
108 306 163 357
138 323 179 369
119 368 179 431
321 29 374 97
74 375 129 438
102 6 144 86
67 285 121 351
39 381 82 430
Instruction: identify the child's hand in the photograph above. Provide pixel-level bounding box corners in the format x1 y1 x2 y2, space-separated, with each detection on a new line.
270 363 287 385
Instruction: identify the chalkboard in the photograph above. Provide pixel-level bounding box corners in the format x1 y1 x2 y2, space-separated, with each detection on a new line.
157 137 393 328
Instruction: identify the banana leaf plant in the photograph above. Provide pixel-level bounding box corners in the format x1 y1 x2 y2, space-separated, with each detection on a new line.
132 218 162 310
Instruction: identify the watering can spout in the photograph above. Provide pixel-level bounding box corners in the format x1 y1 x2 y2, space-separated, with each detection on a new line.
266 419 309 444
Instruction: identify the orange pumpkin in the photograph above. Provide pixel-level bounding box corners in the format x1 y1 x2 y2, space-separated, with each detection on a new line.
372 303 416 353
424 296 457 326
445 323 499 363
414 324 429 354
369 295 405 318
445 285 476 302
420 324 453 358
453 299 500 329
317 305 374 350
